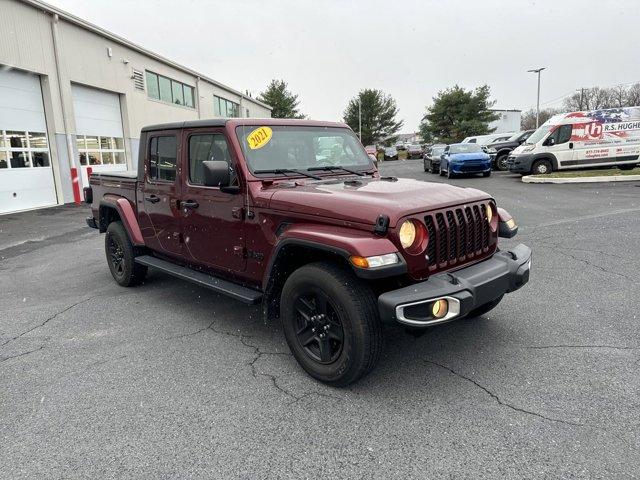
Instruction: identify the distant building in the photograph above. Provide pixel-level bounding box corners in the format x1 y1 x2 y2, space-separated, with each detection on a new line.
383 132 423 146
489 109 521 134
0 0 272 215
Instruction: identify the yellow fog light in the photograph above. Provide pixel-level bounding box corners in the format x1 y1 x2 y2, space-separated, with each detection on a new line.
399 220 417 249
506 218 516 229
431 299 448 319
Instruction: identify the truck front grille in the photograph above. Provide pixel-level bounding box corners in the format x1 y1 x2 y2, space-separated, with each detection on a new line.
424 201 494 270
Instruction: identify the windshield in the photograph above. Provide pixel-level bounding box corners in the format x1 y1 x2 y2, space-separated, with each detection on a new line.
525 125 554 144
507 132 523 142
236 126 373 174
450 144 483 154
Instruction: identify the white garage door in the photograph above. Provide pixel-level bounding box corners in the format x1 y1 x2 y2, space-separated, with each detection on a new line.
71 84 127 188
0 69 57 214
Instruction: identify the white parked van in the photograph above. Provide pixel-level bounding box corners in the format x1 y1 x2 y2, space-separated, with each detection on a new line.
508 106 640 174
462 133 514 145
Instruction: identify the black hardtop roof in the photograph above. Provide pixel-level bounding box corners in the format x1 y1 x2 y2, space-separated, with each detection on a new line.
141 119 228 132
140 118 349 133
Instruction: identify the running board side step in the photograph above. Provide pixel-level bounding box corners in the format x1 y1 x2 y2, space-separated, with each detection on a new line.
135 255 263 305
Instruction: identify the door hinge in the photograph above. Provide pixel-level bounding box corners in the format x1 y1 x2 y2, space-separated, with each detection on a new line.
232 207 245 219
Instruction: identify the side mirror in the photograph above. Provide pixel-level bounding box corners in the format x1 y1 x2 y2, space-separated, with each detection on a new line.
546 137 555 146
203 160 231 187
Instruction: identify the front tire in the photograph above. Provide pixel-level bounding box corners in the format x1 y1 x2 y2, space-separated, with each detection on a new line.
446 167 455 179
105 221 147 287
280 262 382 386
495 154 509 171
531 159 552 175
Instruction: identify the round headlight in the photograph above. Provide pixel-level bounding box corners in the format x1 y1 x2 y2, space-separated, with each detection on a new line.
485 204 493 224
399 220 417 249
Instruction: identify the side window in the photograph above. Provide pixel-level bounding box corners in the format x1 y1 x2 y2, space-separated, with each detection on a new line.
557 124 573 144
148 135 177 182
188 133 235 186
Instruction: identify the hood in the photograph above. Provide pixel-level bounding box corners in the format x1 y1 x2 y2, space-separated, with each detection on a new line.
266 177 491 227
487 140 518 150
449 152 491 161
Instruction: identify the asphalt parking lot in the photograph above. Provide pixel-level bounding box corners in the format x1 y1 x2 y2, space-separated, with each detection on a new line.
1 160 639 479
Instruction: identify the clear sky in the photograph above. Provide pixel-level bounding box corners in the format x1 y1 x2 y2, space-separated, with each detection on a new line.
49 0 640 133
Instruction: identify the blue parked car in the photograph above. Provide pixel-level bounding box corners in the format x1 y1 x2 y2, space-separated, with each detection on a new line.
439 143 492 179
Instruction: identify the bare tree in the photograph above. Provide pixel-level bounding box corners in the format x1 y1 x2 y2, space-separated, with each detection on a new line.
521 108 560 130
563 83 640 111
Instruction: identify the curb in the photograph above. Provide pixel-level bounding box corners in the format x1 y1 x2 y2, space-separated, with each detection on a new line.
522 174 640 184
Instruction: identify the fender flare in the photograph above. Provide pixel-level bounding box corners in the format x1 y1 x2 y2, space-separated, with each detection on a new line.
99 196 145 246
262 223 404 290
496 148 512 158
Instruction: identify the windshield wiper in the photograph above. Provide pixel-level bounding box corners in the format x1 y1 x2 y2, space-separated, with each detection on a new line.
253 168 322 180
307 165 366 176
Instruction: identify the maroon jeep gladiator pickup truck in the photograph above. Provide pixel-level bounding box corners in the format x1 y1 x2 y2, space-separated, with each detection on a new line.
85 119 531 386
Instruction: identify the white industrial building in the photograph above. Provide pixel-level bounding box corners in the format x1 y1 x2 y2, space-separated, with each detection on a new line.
489 109 522 134
0 0 272 215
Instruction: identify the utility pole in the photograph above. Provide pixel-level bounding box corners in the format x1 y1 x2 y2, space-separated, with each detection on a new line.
527 67 546 128
578 87 585 110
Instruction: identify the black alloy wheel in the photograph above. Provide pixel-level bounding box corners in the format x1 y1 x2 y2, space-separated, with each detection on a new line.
107 234 126 279
293 290 345 364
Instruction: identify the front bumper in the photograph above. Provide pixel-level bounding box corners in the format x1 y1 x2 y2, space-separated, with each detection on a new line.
507 154 534 173
450 162 492 173
378 244 532 327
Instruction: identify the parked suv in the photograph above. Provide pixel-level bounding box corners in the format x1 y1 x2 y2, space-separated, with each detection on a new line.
85 119 531 386
485 130 534 170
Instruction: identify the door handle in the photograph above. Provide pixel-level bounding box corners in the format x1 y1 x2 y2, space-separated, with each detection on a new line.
569 142 574 149
145 195 160 204
181 200 199 209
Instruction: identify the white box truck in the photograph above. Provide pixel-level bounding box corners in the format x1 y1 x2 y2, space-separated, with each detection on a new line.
507 106 640 174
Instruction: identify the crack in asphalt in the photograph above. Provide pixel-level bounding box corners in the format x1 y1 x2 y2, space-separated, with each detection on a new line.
0 296 96 350
171 320 341 404
423 359 585 427
0 345 45 363
552 249 631 280
528 344 637 351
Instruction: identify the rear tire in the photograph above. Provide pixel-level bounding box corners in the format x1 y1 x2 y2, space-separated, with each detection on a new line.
105 221 147 287
423 160 429 172
531 159 552 175
280 262 382 386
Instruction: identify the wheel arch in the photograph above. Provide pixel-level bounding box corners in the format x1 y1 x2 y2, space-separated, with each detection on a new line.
99 196 145 246
261 226 403 321
532 153 558 171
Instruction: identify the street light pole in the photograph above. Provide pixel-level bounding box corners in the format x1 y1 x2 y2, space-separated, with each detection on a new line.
527 67 546 128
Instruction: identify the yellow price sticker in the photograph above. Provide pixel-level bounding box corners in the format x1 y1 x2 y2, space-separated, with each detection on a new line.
247 126 273 150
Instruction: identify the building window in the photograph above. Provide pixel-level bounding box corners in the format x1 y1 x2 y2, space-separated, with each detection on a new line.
214 95 240 117
0 130 50 169
145 71 195 108
149 136 177 182
77 135 125 166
